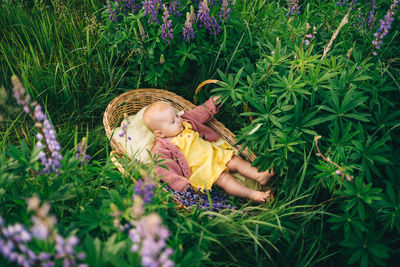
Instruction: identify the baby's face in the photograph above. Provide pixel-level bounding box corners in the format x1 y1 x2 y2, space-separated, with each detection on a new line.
156 105 183 138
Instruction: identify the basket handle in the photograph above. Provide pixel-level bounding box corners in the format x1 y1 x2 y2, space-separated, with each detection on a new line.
194 79 226 104
194 79 253 122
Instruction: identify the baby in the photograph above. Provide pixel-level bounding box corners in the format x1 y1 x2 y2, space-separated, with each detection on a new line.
143 96 274 202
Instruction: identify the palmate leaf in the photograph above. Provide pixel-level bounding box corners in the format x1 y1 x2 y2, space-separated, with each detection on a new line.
339 225 391 267
347 248 365 265
302 114 337 128
318 88 371 125
350 130 391 181
376 182 400 232
176 43 199 66
300 63 337 91
328 121 358 147
213 68 246 106
270 70 308 104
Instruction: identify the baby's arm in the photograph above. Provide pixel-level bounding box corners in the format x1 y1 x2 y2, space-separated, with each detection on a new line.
152 146 190 191
183 96 221 124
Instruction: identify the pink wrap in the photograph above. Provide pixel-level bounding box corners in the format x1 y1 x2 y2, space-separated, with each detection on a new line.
151 98 221 191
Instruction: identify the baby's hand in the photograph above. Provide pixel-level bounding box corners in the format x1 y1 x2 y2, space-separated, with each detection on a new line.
212 95 222 104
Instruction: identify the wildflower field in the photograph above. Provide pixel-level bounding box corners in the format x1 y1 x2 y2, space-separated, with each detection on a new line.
1 0 400 266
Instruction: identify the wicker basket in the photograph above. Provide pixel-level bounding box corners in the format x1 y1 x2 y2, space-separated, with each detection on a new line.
103 80 256 207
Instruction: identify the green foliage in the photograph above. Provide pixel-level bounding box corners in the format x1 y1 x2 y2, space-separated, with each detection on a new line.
101 0 240 87
1 0 400 266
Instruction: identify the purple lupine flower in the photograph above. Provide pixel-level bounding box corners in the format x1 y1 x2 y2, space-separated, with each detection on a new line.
304 25 317 47
372 0 400 55
286 0 300 18
165 186 235 212
336 0 358 8
55 234 86 266
107 0 118 21
189 5 196 23
197 0 221 35
1 197 86 267
336 0 348 6
366 0 376 30
168 0 181 16
161 4 174 45
0 218 37 267
75 137 91 164
123 0 141 14
182 12 195 42
119 113 132 142
27 195 56 240
12 76 63 174
142 0 162 24
117 0 132 15
355 7 364 29
219 0 232 22
129 213 174 267
208 0 217 7
133 178 155 204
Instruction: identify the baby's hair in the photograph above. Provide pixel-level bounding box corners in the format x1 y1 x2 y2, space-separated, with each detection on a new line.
143 101 171 132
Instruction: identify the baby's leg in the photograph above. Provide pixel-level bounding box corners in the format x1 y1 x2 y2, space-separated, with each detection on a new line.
227 156 274 185
215 171 271 202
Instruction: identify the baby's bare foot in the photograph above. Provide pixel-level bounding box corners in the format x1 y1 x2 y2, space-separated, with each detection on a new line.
258 169 275 185
250 190 271 202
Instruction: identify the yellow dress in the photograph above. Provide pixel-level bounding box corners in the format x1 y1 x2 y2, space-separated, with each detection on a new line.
171 122 233 192
172 122 234 191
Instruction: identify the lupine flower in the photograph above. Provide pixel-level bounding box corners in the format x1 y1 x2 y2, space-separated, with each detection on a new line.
354 7 364 29
122 0 141 14
133 178 155 204
161 4 174 44
27 195 57 240
189 6 196 23
119 113 129 137
138 19 147 37
0 219 37 267
286 0 300 18
304 25 317 46
75 137 91 164
168 0 181 16
12 76 63 174
54 234 86 267
372 0 400 55
0 216 36 267
142 0 162 24
1 196 86 267
197 0 221 35
119 113 131 142
107 0 118 21
129 213 174 267
336 0 348 6
366 0 376 30
107 0 141 21
336 0 358 7
219 0 232 22
182 11 195 42
166 186 236 212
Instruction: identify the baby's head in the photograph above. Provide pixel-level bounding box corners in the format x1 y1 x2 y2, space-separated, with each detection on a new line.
143 101 183 138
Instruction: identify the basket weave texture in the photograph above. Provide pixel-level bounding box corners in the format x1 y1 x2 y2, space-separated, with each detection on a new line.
103 81 255 206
